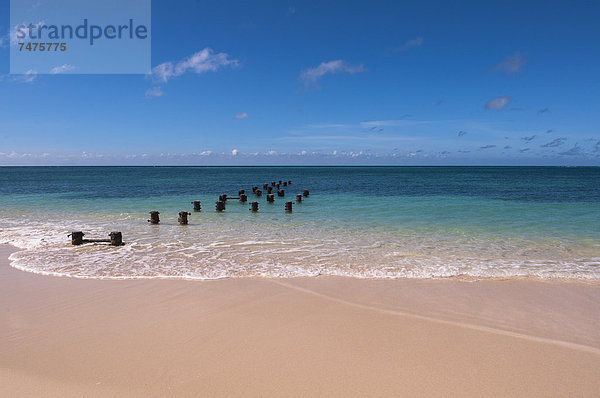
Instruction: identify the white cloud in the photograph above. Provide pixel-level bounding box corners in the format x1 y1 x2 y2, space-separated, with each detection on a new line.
145 87 163 97
388 37 424 54
266 150 277 155
233 112 248 119
150 48 238 83
484 96 511 111
231 149 239 156
300 60 364 86
200 150 212 156
299 150 308 155
14 69 37 83
491 53 525 74
50 64 75 74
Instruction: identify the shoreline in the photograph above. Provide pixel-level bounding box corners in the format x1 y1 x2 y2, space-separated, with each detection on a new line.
2 244 599 396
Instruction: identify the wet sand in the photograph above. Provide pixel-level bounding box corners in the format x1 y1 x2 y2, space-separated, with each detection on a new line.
1 244 599 397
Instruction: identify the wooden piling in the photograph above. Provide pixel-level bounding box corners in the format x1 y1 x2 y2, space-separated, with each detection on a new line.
267 186 273 194
255 189 262 196
240 194 248 202
238 189 245 196
219 194 228 202
109 231 123 246
285 201 293 212
263 183 269 190
148 211 160 224
303 189 310 197
283 181 287 186
69 231 85 245
191 200 201 211
178 211 191 225
266 194 275 202
296 194 302 202
215 201 225 212
271 181 276 187
252 186 258 193
250 201 259 212
277 189 285 197
288 180 292 185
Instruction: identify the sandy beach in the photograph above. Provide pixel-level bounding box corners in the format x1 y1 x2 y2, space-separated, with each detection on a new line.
1 244 599 397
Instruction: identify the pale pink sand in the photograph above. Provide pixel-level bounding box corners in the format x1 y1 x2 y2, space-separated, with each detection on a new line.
1 245 599 397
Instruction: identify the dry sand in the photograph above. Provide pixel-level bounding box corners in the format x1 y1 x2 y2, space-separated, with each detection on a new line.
1 244 599 397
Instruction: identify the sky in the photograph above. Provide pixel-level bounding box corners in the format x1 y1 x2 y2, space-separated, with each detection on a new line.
0 0 599 165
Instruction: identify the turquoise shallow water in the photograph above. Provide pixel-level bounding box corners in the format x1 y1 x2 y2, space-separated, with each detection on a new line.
0 166 599 279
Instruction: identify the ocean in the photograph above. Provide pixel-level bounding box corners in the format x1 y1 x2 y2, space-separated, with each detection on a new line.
1 166 599 280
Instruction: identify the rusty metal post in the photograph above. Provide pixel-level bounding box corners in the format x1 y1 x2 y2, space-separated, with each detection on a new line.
215 201 225 212
191 200 201 211
109 231 123 246
266 194 275 202
148 211 160 224
285 201 293 212
250 201 259 212
69 231 85 245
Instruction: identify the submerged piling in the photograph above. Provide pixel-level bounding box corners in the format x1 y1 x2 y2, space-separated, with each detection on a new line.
277 189 285 197
238 189 245 196
250 201 259 212
148 211 160 224
303 189 310 197
240 194 248 202
191 200 201 211
285 201 293 212
296 194 302 202
267 186 273 194
255 189 262 196
215 201 225 212
266 194 275 202
178 211 191 225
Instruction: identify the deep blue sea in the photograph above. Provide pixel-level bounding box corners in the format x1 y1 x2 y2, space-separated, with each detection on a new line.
1 166 599 279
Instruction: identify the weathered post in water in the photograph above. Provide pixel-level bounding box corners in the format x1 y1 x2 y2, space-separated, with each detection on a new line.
266 194 275 202
69 231 85 245
303 189 309 197
109 231 123 246
296 194 302 202
240 194 248 202
285 201 293 212
215 201 225 212
263 183 269 190
267 186 273 194
277 189 285 197
219 194 228 202
288 180 292 185
238 189 245 196
283 181 287 187
148 211 160 224
191 201 201 211
255 189 262 197
250 201 259 212
178 211 191 225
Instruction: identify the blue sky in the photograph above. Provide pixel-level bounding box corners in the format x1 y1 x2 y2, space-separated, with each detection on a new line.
0 0 599 165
